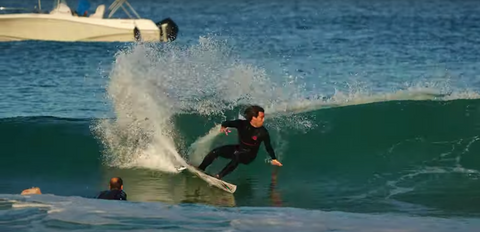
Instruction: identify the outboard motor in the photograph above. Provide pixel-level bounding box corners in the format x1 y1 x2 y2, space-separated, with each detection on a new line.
156 18 179 42
133 26 141 41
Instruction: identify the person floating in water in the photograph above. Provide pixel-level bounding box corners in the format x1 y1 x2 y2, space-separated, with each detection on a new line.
96 177 127 201
21 177 127 201
198 105 283 179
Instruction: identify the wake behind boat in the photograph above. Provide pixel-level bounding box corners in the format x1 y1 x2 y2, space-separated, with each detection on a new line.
0 0 178 42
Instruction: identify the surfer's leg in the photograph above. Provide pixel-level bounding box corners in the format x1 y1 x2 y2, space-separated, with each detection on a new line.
216 151 258 179
198 145 237 171
217 149 251 179
217 156 240 179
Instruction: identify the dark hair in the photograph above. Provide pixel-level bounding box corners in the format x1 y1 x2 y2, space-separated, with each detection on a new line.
244 105 264 121
109 177 123 190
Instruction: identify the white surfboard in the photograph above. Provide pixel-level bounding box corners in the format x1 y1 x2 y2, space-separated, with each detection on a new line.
178 164 237 194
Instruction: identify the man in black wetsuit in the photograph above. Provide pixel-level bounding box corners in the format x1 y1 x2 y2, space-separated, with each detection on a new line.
97 177 127 201
198 105 283 179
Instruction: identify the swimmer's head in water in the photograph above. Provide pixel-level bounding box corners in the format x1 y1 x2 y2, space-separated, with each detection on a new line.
109 177 124 190
244 105 265 127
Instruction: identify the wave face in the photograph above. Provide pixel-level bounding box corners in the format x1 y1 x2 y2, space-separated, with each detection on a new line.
2 97 480 215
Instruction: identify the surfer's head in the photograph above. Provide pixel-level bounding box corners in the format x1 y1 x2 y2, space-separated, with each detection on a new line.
109 177 124 190
244 105 265 127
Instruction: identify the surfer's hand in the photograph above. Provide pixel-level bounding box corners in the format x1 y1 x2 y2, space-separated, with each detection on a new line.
271 159 283 166
220 127 231 135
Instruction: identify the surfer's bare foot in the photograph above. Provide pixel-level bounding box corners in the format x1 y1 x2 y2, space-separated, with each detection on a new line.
214 174 221 179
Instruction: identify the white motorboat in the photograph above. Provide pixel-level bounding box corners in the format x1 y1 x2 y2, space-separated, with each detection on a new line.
0 0 178 42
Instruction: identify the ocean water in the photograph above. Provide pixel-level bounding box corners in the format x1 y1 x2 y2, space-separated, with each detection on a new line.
2 0 480 231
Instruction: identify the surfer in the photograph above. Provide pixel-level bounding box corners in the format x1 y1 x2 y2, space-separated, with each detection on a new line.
97 177 127 201
197 105 283 179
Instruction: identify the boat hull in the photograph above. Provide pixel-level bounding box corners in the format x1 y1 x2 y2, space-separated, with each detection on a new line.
0 14 160 42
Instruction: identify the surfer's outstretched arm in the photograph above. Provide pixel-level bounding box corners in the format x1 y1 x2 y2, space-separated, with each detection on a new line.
221 119 242 129
263 129 282 166
220 120 242 134
263 130 276 159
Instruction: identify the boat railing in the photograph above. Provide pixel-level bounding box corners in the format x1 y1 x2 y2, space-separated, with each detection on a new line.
107 0 141 19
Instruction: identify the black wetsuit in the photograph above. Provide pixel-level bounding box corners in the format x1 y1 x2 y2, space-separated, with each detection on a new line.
198 119 276 179
97 189 127 201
